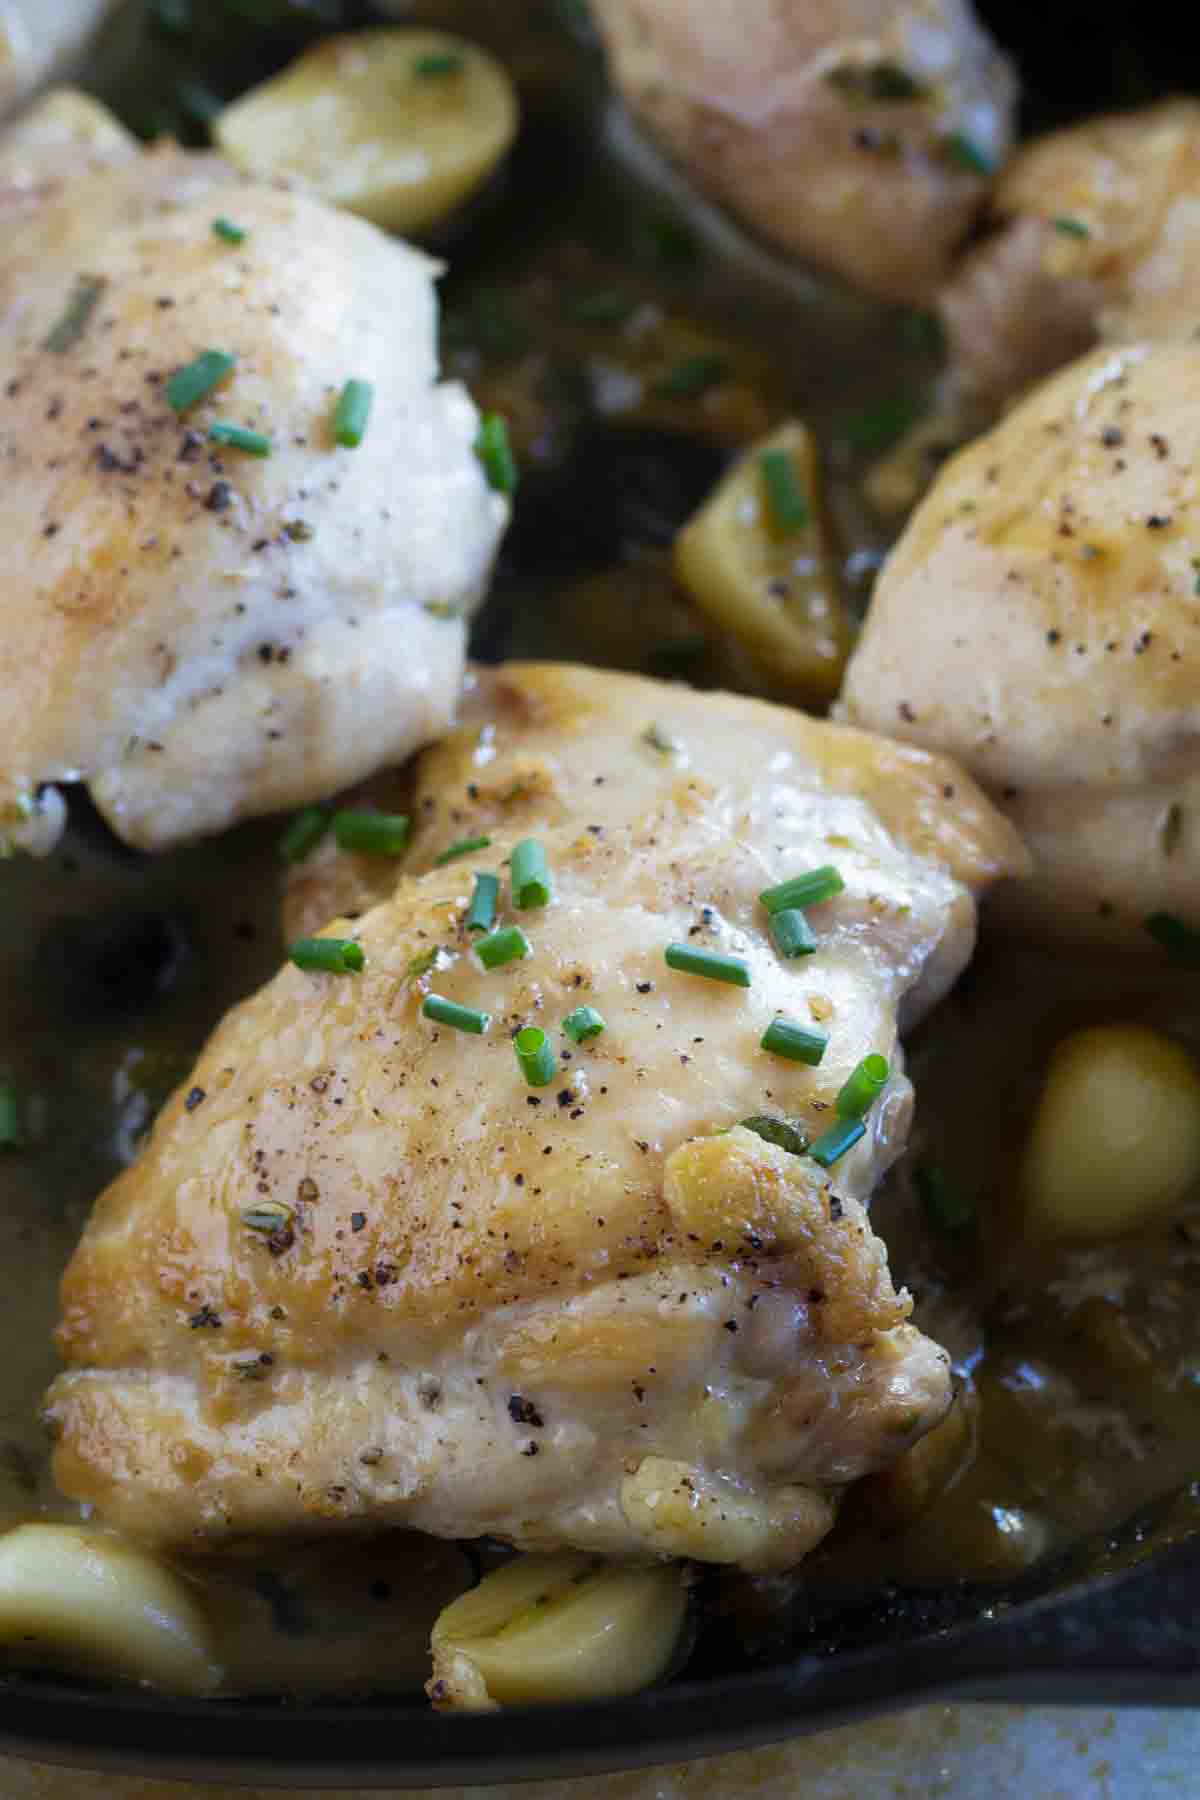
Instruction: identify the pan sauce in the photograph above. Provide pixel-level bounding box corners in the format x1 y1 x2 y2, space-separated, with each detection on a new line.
0 0 1198 1697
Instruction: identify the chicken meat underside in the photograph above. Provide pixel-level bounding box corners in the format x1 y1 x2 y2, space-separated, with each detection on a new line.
0 144 507 854
841 340 1200 949
48 664 1027 1572
590 0 1017 304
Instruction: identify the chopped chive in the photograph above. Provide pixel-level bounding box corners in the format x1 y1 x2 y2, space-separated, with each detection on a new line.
0 1083 22 1151
423 993 491 1033
664 943 751 987
515 1025 556 1086
333 810 410 856
563 1005 605 1043
654 355 729 398
918 1165 974 1231
809 1116 866 1168
406 946 440 979
843 393 922 453
569 290 635 324
212 217 246 244
1053 215 1090 239
759 450 810 534
760 1016 827 1064
944 131 995 177
466 873 499 934
1146 912 1200 963
333 379 374 449
476 925 532 970
770 908 817 959
413 49 465 76
435 835 492 867
242 1199 293 1234
836 1053 890 1118
167 349 236 414
209 421 271 456
760 865 844 913
289 936 364 974
44 276 106 353
511 839 552 909
278 805 329 863
827 60 926 102
740 1114 808 1157
475 412 518 494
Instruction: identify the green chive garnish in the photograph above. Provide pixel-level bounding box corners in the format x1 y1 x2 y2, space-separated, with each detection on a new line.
423 993 491 1034
836 1053 889 1118
843 393 922 453
209 421 271 456
413 49 465 76
279 805 330 863
43 275 106 353
770 908 817 959
759 450 809 534
569 290 634 324
515 1025 556 1087
809 1117 866 1168
654 355 729 398
760 1016 827 1064
1146 912 1200 963
511 839 552 909
289 936 364 974
0 1083 22 1151
213 217 246 244
760 866 844 913
466 873 499 934
944 131 995 176
664 943 751 987
740 1114 808 1157
475 413 518 494
333 810 410 856
918 1166 974 1231
1053 215 1090 239
563 1005 605 1043
333 379 374 449
435 834 492 867
167 349 236 413
476 925 531 970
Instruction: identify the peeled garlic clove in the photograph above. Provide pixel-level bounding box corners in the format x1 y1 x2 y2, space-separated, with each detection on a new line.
428 1551 687 1711
0 1524 221 1695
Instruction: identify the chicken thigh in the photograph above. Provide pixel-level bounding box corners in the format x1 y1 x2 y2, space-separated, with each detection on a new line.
939 98 1200 414
47 663 1025 1571
842 341 1200 949
590 0 1017 304
0 165 507 854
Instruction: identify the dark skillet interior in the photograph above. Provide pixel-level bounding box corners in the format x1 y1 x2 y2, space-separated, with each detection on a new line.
3 0 1200 1785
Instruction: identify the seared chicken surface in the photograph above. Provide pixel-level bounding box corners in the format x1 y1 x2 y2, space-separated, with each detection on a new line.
48 664 1025 1569
0 162 506 853
940 98 1200 413
590 0 1016 304
842 342 1200 948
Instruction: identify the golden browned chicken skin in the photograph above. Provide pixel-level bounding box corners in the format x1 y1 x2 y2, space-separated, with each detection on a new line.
48 664 1025 1571
0 159 507 854
842 341 1200 949
939 98 1200 413
591 0 1016 304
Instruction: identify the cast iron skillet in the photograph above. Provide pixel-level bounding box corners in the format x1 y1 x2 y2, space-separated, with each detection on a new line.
2 0 1200 1785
